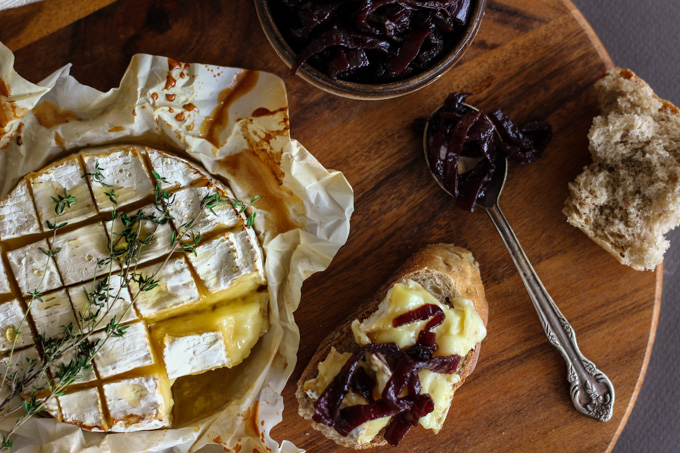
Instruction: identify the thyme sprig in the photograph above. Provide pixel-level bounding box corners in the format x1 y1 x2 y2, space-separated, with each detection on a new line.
0 165 259 451
0 188 75 392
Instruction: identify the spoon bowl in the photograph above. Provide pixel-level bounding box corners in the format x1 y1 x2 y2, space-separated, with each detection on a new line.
423 103 615 422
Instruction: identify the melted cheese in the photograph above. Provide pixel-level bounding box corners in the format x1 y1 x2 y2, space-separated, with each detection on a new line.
188 230 266 296
150 291 268 379
352 280 486 357
306 280 486 442
303 348 390 446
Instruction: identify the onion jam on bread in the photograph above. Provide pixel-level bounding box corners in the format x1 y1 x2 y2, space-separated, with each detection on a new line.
296 244 488 448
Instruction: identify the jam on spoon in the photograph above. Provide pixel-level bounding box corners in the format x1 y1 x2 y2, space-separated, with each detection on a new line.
420 94 615 422
416 92 552 211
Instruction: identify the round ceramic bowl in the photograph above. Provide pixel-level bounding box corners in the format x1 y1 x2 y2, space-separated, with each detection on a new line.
254 0 487 100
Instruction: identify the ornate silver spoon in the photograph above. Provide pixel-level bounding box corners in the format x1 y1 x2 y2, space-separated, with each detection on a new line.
423 104 615 422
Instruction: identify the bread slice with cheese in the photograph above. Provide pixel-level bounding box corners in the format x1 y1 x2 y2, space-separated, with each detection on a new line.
296 244 488 449
564 68 680 270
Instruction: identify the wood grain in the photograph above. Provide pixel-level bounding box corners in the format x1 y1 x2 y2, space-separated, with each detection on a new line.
0 0 116 51
0 0 661 451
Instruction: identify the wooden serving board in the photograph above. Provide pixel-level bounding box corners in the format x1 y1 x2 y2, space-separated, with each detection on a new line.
0 0 661 451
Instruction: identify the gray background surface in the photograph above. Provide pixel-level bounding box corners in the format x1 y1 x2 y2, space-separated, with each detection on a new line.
570 1 680 451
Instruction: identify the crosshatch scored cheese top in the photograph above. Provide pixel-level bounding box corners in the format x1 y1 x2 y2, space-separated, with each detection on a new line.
0 145 268 432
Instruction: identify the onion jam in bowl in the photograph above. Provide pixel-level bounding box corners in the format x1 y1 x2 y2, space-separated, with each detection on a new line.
255 0 487 100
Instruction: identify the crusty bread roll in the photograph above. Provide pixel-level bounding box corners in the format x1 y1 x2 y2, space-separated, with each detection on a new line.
296 244 488 449
564 68 680 270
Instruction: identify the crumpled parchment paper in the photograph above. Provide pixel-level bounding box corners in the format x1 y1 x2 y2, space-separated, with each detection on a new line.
0 41 353 452
0 0 41 12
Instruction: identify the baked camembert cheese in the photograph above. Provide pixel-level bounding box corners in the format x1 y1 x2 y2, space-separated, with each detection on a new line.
0 145 268 432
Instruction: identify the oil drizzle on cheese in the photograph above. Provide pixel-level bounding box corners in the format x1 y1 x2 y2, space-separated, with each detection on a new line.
32 102 81 128
199 70 259 149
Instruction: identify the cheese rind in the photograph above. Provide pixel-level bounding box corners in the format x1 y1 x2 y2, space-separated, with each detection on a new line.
167 185 239 236
50 223 119 286
68 274 138 332
104 375 173 432
59 388 108 432
51 350 97 385
104 204 174 266
163 332 228 380
0 346 47 391
146 149 204 190
0 300 32 352
42 396 62 422
189 230 265 295
83 148 154 211
0 256 12 296
131 257 200 321
0 180 41 241
28 289 77 340
7 239 62 296
30 156 97 226
92 322 155 379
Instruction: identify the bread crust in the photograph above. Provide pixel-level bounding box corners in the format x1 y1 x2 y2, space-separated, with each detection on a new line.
296 244 488 449
564 67 680 270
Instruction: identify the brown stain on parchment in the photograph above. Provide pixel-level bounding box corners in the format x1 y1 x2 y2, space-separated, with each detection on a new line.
199 70 259 148
242 403 260 439
32 102 81 128
164 57 182 90
54 133 65 147
219 102 303 237
220 148 304 237
108 126 124 132
0 78 29 134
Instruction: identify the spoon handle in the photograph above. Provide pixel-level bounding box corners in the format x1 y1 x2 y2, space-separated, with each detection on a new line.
486 203 614 422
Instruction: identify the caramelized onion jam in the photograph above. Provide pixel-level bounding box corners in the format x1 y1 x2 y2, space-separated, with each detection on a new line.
417 92 552 211
270 0 475 83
